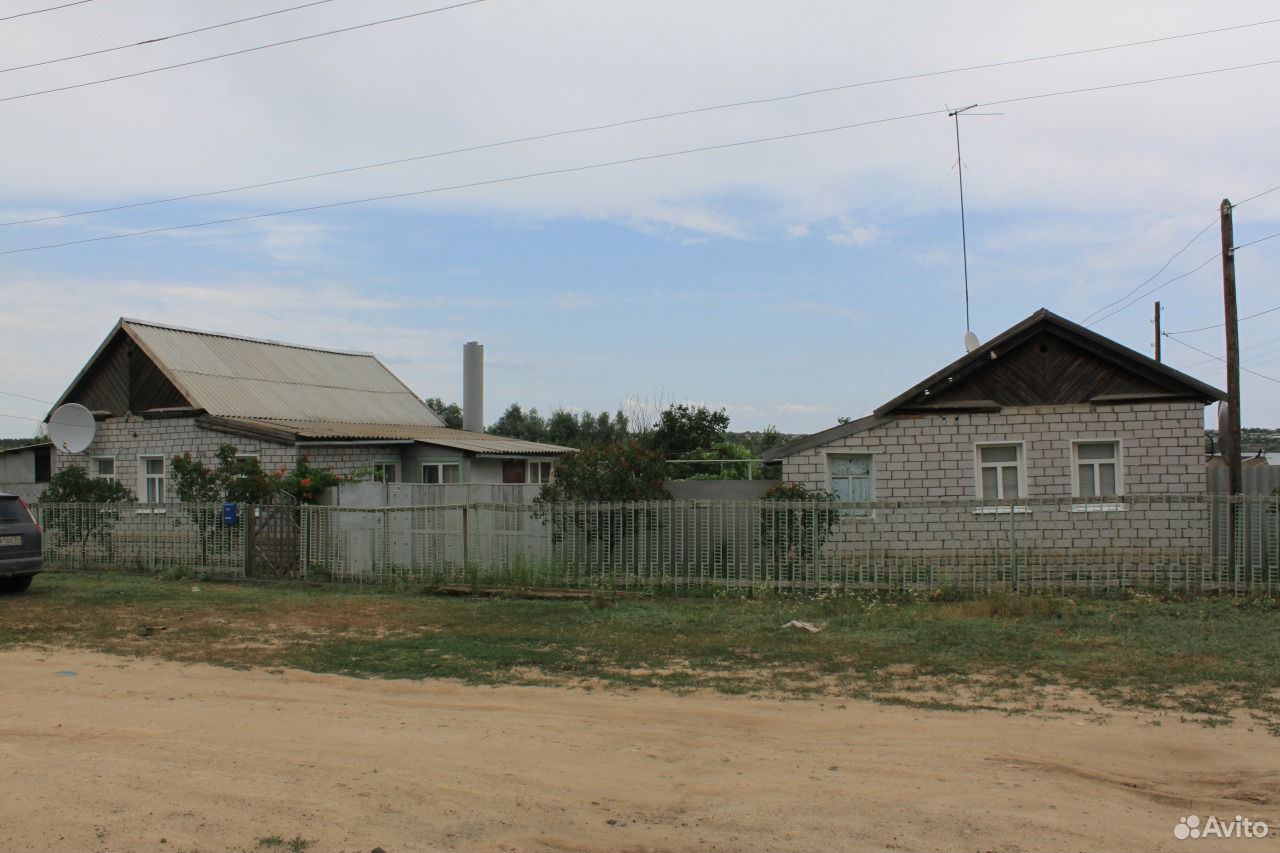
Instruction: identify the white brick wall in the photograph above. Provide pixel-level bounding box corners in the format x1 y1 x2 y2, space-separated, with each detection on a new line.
51 416 295 500
782 402 1205 499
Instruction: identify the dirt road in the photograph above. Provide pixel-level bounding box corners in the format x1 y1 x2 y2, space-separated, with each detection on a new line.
0 649 1275 852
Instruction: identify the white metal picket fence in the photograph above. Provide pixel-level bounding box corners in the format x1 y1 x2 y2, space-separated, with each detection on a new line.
35 502 247 576
299 494 1280 595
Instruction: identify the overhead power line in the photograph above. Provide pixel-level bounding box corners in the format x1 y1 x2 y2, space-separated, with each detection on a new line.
1087 251 1223 328
0 389 53 404
6 21 1280 229
0 0 94 22
0 0 488 105
6 57 1280 257
1162 334 1280 384
1080 184 1280 326
1081 219 1217 324
0 1 332 75
6 49 1280 238
1165 304 1280 334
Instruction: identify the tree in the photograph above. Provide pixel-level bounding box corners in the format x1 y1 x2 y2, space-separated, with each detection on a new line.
535 443 669 504
488 403 547 443
171 445 276 504
758 482 839 564
425 397 463 429
646 404 730 457
40 465 135 564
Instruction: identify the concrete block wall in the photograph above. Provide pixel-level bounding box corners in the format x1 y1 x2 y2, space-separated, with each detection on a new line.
779 402 1209 552
51 416 294 500
781 403 1206 499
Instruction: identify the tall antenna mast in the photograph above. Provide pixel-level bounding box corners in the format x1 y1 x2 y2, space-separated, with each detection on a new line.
950 104 977 333
947 104 1000 350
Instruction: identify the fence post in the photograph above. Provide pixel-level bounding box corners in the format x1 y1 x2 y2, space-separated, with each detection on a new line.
461 504 470 573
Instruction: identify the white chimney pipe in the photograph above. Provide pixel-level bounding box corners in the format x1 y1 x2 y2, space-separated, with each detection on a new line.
463 341 484 432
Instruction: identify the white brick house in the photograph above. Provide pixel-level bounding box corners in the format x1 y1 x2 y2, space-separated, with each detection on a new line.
46 319 569 501
763 309 1223 504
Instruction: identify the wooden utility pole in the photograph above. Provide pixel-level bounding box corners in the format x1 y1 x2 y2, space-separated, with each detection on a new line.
1153 301 1162 362
1221 199 1241 497
1221 198 1242 582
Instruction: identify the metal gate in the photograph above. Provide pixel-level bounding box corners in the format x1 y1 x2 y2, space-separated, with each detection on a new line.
246 493 300 577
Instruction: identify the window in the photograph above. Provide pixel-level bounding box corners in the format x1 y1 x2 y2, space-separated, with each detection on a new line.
92 457 115 482
422 462 461 484
828 454 873 503
1074 441 1121 497
977 443 1022 500
502 460 527 483
528 460 554 484
141 456 165 503
371 461 398 483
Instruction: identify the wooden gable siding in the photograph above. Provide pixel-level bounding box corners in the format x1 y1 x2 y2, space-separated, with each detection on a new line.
908 329 1188 410
67 333 189 416
128 339 187 411
69 334 130 414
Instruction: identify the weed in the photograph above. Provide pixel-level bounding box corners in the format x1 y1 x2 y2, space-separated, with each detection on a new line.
6 574 1280 731
287 835 314 853
255 836 284 849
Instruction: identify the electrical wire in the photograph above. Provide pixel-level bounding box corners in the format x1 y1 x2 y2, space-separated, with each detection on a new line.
1235 230 1280 251
1165 304 1280 334
1081 219 1218 324
0 0 488 105
0 0 94 22
0 389 53 404
0 1 332 75
6 23 1280 229
1086 251 1222 327
1162 334 1280 384
0 106 948 256
4 54 1280 256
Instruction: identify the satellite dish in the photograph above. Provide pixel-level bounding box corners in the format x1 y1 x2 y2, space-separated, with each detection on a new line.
48 403 97 454
963 330 980 353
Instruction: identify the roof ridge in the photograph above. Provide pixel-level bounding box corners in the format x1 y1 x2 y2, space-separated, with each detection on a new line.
121 317 377 357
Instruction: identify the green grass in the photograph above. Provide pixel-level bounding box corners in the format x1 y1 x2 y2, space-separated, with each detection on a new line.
3 573 1279 730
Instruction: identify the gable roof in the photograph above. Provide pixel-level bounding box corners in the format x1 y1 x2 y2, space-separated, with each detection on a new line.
51 318 446 428
764 308 1224 462
875 309 1223 416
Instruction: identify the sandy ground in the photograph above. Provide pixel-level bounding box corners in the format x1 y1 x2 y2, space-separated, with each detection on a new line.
0 649 1276 853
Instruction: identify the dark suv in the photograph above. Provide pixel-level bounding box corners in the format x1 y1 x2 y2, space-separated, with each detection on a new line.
0 492 42 593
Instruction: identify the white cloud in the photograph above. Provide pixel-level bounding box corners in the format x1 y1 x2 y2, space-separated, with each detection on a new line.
826 218 881 247
554 291 595 309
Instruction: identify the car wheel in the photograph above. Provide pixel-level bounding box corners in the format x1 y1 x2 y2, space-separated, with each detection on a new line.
0 575 33 594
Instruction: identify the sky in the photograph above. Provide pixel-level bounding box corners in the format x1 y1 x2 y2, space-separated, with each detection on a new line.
1 0 1278 440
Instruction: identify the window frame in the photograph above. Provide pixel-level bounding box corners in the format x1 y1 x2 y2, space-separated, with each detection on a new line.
1071 439 1124 502
91 456 116 482
826 452 874 516
139 454 165 504
370 460 399 483
974 441 1025 502
421 461 463 485
527 459 554 484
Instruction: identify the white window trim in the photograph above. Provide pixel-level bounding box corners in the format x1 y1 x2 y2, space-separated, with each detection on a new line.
421 461 463 485
90 455 116 482
824 451 874 517
1069 438 1125 500
138 453 166 510
527 459 554 484
973 441 1026 504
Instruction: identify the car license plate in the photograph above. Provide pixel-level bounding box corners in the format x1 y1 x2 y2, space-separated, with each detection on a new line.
0 535 20 546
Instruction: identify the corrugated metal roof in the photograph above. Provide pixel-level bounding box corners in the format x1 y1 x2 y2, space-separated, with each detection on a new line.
222 418 571 455
124 320 444 427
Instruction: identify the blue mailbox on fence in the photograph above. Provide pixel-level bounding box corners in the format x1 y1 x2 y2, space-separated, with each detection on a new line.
222 501 238 526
